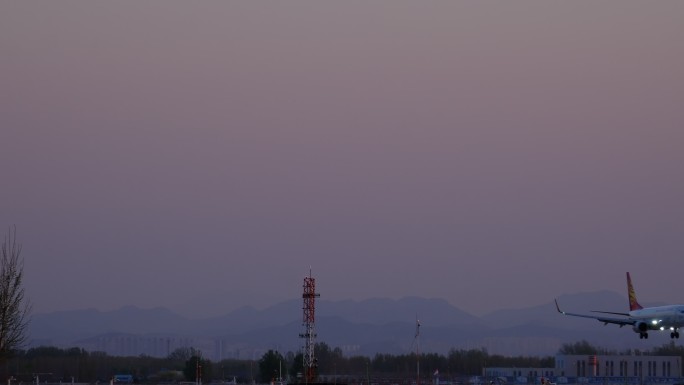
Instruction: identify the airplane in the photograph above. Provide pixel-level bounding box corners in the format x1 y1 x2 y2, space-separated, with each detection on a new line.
555 272 684 340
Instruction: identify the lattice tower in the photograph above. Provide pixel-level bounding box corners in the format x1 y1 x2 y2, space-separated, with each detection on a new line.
299 270 320 383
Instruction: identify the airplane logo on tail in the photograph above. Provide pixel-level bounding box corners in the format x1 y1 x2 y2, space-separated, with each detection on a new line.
627 272 643 311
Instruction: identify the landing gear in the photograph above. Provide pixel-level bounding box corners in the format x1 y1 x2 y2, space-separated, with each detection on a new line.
640 332 649 339
670 331 680 339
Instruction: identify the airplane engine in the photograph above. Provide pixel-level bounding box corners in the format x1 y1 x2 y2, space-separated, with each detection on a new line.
633 321 649 333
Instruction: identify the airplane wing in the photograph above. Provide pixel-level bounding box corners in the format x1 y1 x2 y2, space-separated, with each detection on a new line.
555 299 635 327
591 310 630 316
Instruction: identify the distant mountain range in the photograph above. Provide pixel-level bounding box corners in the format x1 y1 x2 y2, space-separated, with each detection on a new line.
28 291 671 360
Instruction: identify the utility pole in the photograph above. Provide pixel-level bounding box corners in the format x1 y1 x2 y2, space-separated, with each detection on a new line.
415 317 421 385
196 355 202 385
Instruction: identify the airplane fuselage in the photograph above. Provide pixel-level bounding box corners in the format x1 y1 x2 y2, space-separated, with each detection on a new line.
629 305 684 332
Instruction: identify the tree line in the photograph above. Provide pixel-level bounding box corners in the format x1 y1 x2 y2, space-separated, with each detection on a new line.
2 341 684 384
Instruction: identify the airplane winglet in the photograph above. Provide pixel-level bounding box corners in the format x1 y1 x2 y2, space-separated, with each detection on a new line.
555 299 565 314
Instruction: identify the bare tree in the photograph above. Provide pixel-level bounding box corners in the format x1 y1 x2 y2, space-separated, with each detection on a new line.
0 226 31 361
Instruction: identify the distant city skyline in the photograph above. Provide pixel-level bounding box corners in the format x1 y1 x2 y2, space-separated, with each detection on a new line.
2 2 683 319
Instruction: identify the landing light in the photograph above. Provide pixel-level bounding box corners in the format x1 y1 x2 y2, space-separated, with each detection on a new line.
660 327 665 331
652 320 660 325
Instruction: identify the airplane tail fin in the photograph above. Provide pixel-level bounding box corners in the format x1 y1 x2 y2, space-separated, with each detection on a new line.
627 272 643 311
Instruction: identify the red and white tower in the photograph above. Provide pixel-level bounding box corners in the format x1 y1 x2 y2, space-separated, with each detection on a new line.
300 269 320 383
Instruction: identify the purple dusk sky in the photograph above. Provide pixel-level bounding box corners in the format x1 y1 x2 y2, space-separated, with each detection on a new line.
1 2 683 318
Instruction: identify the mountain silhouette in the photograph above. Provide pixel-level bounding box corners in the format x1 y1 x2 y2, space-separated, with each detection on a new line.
29 292 670 359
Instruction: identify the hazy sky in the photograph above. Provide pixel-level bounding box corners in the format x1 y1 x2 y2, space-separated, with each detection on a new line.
2 2 683 319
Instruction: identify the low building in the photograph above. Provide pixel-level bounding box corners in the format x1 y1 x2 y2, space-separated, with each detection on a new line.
483 354 682 384
482 367 556 383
